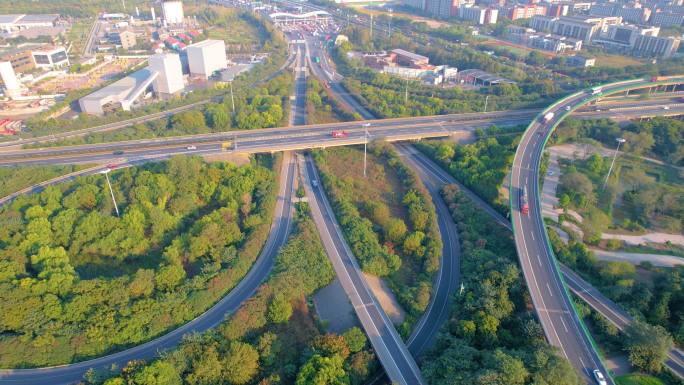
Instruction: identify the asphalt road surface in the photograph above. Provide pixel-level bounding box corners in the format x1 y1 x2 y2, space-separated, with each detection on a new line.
408 146 684 380
0 153 297 385
302 153 425 385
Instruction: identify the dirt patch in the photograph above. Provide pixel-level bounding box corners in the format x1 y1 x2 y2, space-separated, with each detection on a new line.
202 152 251 165
362 272 406 324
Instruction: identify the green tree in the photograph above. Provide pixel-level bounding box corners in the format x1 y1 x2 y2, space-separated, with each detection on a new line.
624 321 674 373
132 361 181 385
223 342 260 385
267 293 292 324
343 327 367 353
295 354 348 385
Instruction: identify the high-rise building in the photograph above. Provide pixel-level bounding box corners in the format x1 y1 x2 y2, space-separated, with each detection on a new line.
162 0 184 24
186 39 227 78
459 5 498 24
506 4 547 20
149 52 184 95
0 61 21 97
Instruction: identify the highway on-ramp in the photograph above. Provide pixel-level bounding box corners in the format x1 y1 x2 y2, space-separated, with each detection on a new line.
302 153 425 385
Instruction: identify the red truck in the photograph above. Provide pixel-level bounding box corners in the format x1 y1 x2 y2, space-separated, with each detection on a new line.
520 187 529 215
331 130 348 138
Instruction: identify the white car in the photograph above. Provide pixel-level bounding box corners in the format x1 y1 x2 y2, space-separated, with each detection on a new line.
663 106 670 110
593 370 607 385
565 105 571 111
311 179 318 188
186 145 197 150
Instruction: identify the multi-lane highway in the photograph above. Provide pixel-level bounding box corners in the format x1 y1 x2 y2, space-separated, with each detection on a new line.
510 77 684 383
0 151 297 385
302 153 425 385
3 102 684 167
403 138 684 381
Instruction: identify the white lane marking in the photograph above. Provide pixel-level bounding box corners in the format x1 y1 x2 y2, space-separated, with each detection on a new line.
579 357 586 369
547 283 554 297
304 158 417 385
531 232 535 241
560 316 569 333
537 254 543 267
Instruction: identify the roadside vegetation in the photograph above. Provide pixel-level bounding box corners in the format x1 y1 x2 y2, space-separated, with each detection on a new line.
94 204 377 385
0 165 89 198
423 183 582 385
555 148 683 240
26 72 294 148
0 155 278 367
313 142 441 333
306 77 360 124
415 125 523 215
550 232 684 347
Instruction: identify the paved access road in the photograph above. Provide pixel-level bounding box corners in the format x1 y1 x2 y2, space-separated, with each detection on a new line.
0 152 296 385
302 153 425 385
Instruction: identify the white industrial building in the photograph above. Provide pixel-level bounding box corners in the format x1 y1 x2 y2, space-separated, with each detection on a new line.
31 46 69 69
187 39 227 78
149 52 184 94
0 61 21 97
79 53 184 115
79 69 158 115
0 14 59 33
162 0 184 24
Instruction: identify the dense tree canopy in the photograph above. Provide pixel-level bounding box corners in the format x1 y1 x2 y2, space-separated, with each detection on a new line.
0 156 277 367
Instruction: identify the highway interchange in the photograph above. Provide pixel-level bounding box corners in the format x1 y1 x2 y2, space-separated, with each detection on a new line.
0 21 683 385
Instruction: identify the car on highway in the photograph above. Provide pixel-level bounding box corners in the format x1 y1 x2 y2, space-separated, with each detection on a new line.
565 105 572 111
113 150 124 155
186 145 197 150
593 369 607 385
311 179 318 188
663 106 670 110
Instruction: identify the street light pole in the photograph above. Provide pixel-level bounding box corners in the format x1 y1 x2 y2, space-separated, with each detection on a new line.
405 77 409 104
101 169 119 217
484 95 490 113
602 137 626 190
362 123 371 177
229 81 235 112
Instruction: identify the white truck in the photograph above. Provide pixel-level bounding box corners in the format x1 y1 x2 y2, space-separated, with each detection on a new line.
542 112 555 123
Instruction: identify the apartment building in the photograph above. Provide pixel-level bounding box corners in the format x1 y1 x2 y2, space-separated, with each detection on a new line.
458 5 499 24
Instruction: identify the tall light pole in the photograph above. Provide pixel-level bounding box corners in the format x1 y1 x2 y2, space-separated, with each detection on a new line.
484 95 490 113
362 123 371 177
370 14 373 43
388 9 393 40
602 137 626 190
100 168 120 217
405 77 409 104
229 81 235 112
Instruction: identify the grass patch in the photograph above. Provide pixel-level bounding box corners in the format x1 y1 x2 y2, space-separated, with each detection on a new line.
615 374 666 385
593 54 646 68
0 165 90 198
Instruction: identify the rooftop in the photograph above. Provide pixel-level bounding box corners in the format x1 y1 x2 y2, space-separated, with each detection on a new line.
81 68 154 102
391 48 429 62
458 69 516 84
18 14 59 23
188 39 224 48
0 15 22 24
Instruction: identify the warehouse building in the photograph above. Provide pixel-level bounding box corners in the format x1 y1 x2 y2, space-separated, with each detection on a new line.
0 14 59 33
187 39 227 78
79 53 184 115
31 46 69 69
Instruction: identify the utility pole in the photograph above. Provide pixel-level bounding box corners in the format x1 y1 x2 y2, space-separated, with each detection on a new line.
602 137 626 190
229 81 235 112
484 95 490 113
388 9 393 40
405 77 409 104
100 169 119 217
362 123 371 177
370 14 373 42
